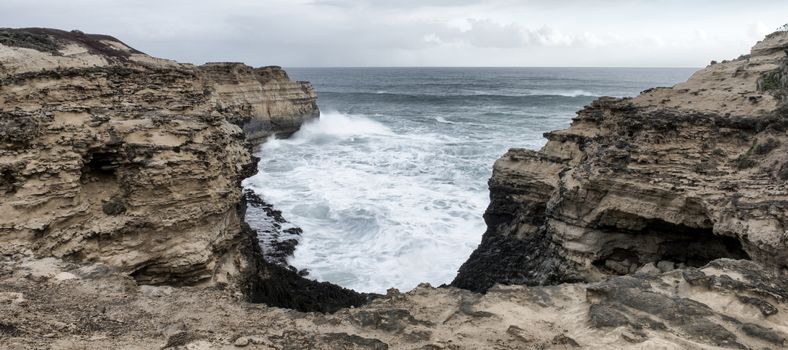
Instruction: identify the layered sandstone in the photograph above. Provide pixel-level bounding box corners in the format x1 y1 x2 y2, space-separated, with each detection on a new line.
2 245 787 349
0 28 319 291
453 31 788 293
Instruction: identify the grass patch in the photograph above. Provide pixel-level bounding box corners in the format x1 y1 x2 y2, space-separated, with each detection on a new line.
0 28 60 53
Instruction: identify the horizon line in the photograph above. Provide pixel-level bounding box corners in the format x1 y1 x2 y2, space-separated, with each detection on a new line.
280 66 702 69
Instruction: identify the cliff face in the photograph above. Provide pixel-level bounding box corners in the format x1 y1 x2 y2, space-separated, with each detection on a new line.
200 63 319 142
0 28 319 291
452 32 788 293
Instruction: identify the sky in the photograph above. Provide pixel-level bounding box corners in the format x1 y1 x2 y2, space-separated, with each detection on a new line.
1 0 787 67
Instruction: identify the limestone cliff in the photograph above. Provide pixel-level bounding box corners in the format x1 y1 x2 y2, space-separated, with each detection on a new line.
200 63 319 142
452 31 788 293
0 28 321 291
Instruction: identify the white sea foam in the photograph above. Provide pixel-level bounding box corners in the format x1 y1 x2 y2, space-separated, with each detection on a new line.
244 111 491 293
526 89 596 97
253 68 694 293
435 116 455 124
459 89 597 97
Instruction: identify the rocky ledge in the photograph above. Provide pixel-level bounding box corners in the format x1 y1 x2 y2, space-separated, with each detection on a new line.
3 246 787 349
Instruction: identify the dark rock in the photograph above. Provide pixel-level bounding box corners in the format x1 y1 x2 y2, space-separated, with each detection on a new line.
741 323 786 345
634 316 667 331
621 330 648 343
0 322 22 336
351 309 433 333
239 223 373 313
588 304 630 328
737 295 778 317
236 194 374 313
552 334 580 347
320 333 388 350
243 190 305 267
162 331 200 349
403 330 432 342
451 230 581 293
681 320 742 349
101 198 126 216
754 138 780 155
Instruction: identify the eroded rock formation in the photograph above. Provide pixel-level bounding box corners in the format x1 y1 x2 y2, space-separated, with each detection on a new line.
453 31 788 293
0 28 324 293
3 245 787 349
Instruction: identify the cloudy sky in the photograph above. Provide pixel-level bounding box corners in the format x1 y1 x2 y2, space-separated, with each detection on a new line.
2 0 787 67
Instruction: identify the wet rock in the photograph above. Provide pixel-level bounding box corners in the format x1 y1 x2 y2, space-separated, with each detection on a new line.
451 229 580 292
243 190 304 268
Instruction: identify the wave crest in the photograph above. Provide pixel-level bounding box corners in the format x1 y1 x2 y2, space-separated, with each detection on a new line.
294 111 393 139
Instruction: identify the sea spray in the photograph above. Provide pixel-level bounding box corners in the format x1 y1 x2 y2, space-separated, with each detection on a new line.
244 67 696 293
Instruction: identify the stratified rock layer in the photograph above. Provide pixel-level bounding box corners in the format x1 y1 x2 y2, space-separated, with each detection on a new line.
2 246 787 349
453 32 788 293
0 28 319 290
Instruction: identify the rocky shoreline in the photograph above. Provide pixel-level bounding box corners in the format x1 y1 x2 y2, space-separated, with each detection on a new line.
1 28 787 349
452 33 788 293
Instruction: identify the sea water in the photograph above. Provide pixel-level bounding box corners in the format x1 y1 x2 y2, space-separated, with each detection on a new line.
243 67 695 293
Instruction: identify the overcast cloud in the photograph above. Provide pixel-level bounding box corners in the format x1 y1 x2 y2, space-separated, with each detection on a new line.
1 0 786 67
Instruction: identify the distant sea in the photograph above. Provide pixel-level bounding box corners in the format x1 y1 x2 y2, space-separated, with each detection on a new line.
243 67 697 293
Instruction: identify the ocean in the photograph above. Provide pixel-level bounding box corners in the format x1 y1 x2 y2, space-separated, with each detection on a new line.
242 67 696 293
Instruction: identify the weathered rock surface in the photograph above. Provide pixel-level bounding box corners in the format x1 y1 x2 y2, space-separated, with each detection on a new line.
2 245 787 349
453 31 788 293
0 28 320 292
